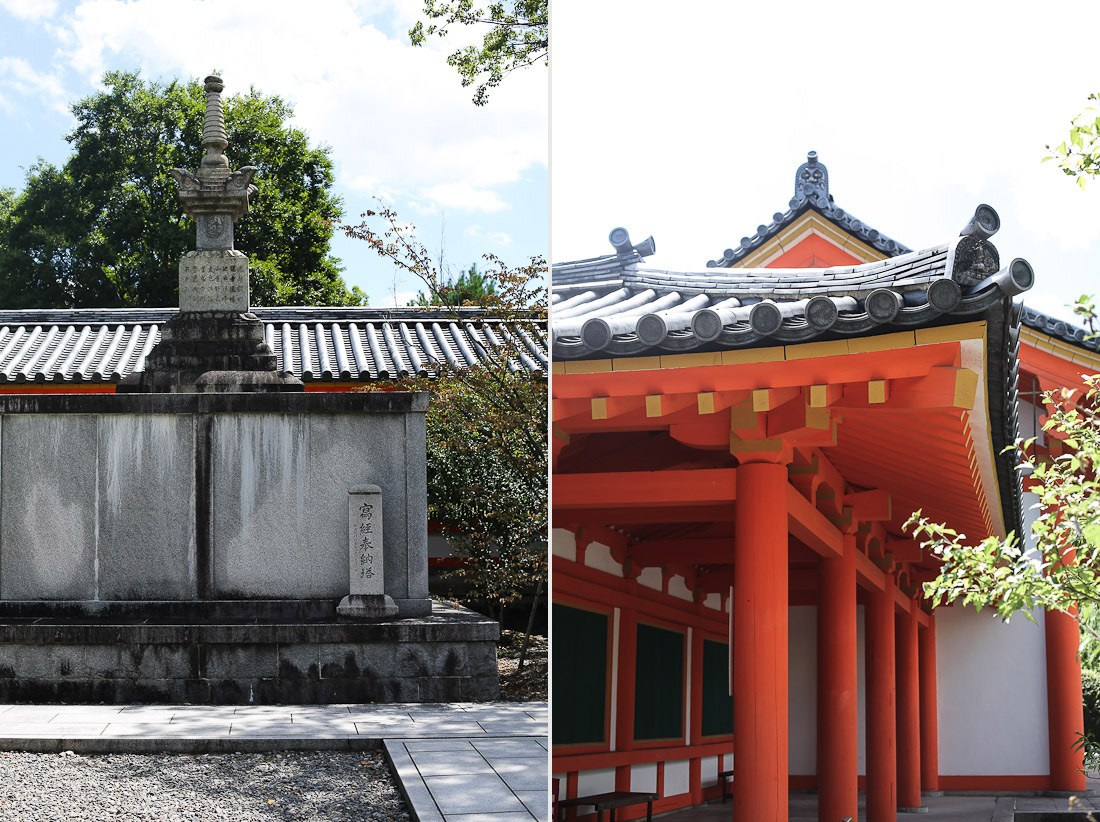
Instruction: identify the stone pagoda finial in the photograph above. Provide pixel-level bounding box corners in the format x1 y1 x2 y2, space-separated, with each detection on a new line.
200 75 230 170
169 75 258 251
793 150 829 203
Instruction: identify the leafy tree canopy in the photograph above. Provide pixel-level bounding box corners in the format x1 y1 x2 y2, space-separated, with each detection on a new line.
409 263 497 306
1045 93 1100 189
0 71 365 309
410 0 548 106
346 207 547 617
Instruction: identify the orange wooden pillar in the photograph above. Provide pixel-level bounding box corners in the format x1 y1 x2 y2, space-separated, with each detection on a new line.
895 602 921 811
817 534 858 822
732 461 789 821
1046 606 1086 791
918 615 940 793
866 570 897 822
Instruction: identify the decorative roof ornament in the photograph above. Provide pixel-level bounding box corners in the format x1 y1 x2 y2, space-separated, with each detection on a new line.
793 150 830 204
169 76 258 251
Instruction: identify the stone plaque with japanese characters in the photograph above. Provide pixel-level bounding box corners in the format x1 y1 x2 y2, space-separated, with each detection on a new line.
338 485 398 620
349 485 384 596
178 250 249 313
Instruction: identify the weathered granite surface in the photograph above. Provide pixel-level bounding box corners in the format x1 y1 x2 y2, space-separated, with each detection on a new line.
0 392 431 618
0 602 499 704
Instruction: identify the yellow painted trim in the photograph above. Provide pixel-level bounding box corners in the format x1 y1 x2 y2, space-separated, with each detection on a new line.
645 395 662 417
558 320 985 375
1020 325 1100 372
729 435 784 453
733 211 890 269
868 380 887 404
720 347 784 365
551 361 566 375
613 356 663 372
591 398 608 420
697 393 716 415
954 368 979 410
564 360 612 374
847 331 917 354
730 403 758 430
659 352 724 369
785 339 850 360
752 388 772 412
914 321 987 345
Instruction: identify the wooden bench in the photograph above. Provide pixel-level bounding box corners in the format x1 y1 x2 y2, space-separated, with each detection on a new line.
556 790 658 821
719 769 734 802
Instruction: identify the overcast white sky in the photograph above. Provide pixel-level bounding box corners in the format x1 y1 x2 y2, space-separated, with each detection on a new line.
0 0 547 306
551 1 1100 324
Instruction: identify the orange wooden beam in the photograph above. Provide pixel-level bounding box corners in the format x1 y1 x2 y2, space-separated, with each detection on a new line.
843 489 892 522
555 468 738 509
786 484 843 558
627 539 732 567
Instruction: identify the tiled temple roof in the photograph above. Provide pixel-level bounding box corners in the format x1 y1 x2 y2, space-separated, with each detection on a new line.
0 307 546 383
707 152 911 267
1020 306 1099 352
551 205 1029 360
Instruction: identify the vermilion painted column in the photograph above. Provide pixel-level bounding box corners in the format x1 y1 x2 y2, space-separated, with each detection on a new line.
1046 606 1086 791
733 461 789 821
895 603 921 811
817 534 858 822
918 616 940 793
866 571 896 822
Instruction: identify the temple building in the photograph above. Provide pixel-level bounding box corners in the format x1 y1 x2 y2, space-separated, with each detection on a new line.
550 152 1094 820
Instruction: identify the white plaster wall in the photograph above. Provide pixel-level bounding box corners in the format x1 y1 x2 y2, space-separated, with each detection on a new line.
585 542 623 577
631 762 657 792
701 755 719 787
937 606 1049 775
789 605 818 774
704 593 721 611
577 767 616 796
637 566 662 591
665 759 690 796
668 575 693 602
551 527 576 561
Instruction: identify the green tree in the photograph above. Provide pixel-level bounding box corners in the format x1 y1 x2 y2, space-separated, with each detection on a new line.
409 263 497 306
0 71 365 309
410 0 548 106
346 206 547 649
1045 94 1100 188
908 364 1100 619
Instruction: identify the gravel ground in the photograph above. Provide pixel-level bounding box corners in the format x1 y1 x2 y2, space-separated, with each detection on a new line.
0 750 410 822
497 629 548 701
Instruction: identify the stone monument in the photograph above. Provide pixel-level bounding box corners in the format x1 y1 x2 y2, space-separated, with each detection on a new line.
0 76 499 703
120 75 300 393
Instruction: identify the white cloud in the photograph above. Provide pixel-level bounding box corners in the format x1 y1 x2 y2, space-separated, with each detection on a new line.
413 183 508 214
465 224 512 245
0 57 68 116
0 0 57 20
53 0 545 214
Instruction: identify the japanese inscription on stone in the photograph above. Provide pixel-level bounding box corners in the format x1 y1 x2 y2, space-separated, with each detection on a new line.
178 251 249 312
348 485 384 596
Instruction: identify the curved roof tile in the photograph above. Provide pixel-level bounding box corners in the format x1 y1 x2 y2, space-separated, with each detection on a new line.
0 308 545 383
551 205 1033 360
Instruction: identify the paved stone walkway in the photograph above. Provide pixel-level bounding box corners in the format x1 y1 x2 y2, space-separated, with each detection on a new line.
0 701 549 821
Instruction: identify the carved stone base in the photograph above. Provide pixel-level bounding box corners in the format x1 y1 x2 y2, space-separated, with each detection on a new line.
337 594 399 621
119 311 304 393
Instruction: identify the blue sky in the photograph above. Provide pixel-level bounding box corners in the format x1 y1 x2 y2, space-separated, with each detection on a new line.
551 2 1100 324
0 0 547 307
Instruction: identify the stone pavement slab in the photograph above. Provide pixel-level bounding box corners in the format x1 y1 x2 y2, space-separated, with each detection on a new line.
384 733 548 822
0 701 549 821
